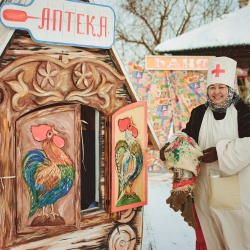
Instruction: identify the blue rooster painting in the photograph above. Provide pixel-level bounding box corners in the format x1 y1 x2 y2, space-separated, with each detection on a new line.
22 124 75 222
115 117 143 207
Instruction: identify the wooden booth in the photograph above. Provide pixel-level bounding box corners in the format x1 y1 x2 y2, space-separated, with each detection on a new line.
0 0 160 249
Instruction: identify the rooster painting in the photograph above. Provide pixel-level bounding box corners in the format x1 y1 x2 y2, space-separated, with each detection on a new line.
115 117 143 207
22 124 75 224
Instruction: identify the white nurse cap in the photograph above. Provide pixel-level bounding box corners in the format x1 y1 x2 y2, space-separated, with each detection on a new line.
207 57 237 89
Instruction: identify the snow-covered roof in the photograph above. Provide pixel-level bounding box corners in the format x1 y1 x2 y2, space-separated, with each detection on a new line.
155 5 250 53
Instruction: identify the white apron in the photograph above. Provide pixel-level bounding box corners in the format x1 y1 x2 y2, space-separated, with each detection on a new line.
194 105 250 250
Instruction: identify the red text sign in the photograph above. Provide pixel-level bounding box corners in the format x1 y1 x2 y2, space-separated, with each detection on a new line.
0 0 115 48
145 56 214 70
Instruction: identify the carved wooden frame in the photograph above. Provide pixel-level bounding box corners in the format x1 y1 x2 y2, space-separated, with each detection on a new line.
0 55 125 115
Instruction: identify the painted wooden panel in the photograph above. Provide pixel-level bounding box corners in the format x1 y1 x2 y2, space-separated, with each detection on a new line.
16 105 81 233
110 101 148 212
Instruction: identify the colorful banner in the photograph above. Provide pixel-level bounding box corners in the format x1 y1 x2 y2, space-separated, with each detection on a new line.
129 62 208 171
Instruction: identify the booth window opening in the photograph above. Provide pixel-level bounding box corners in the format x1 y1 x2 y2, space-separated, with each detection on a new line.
80 105 100 212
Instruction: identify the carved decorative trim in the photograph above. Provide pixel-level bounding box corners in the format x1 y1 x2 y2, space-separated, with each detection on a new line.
116 208 138 223
0 56 125 115
6 71 64 111
108 224 136 250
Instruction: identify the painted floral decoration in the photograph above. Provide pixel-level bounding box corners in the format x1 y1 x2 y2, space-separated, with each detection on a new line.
164 135 203 177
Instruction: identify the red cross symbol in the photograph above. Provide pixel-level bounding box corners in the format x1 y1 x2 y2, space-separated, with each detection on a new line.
211 64 225 77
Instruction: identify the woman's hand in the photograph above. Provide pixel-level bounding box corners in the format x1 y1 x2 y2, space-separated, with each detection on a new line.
198 147 218 163
160 142 170 161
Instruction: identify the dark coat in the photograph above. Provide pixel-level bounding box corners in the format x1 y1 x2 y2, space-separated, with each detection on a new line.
182 99 250 143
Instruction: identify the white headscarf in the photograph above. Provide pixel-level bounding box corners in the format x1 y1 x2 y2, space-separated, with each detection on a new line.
206 86 240 113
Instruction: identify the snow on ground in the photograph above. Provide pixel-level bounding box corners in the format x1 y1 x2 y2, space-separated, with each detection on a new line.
142 172 195 250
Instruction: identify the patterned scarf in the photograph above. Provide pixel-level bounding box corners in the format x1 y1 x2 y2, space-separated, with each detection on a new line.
205 86 240 113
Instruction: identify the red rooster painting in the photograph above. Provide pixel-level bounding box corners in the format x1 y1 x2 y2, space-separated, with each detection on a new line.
22 124 75 225
115 117 143 207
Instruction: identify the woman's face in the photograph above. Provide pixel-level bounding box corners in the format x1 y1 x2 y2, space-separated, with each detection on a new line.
207 84 229 104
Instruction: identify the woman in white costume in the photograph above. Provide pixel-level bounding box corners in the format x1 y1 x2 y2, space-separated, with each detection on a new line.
161 57 250 250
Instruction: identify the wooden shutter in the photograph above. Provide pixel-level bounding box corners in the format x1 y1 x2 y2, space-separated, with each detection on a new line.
109 101 148 212
16 105 81 233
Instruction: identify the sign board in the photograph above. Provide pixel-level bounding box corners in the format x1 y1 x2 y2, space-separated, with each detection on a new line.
0 0 115 49
145 55 214 70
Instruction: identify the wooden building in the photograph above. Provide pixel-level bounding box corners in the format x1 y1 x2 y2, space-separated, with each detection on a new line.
154 5 250 103
0 0 160 249
155 5 250 68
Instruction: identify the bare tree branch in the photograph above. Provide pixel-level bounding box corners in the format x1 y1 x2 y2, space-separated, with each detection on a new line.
115 0 239 66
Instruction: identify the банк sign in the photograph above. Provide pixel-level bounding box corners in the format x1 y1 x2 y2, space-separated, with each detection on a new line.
0 0 116 48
